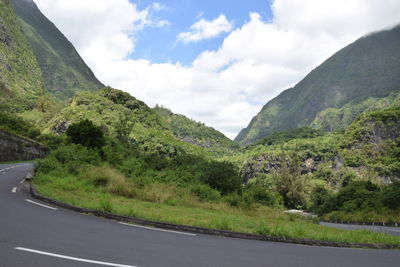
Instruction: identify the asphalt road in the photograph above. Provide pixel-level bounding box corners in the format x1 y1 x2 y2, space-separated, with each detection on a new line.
1 163 400 267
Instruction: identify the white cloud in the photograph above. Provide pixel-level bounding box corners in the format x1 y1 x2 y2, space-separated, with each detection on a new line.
34 0 400 139
151 2 169 12
34 0 169 62
177 14 233 44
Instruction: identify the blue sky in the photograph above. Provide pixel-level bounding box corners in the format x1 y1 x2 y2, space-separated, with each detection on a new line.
131 0 273 65
35 0 400 138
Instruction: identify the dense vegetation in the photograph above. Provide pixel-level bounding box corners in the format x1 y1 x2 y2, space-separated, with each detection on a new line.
311 181 400 223
0 111 41 139
11 0 103 99
0 0 44 112
33 119 400 245
236 25 400 145
154 106 239 155
227 106 400 222
248 127 323 147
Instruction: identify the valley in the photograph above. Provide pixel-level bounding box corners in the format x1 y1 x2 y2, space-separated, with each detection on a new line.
0 0 399 254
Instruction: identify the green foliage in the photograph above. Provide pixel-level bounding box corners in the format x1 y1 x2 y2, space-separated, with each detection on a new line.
311 93 400 132
0 111 42 140
274 154 312 209
66 119 105 149
0 0 45 112
189 183 221 201
36 144 101 174
243 184 283 207
199 161 241 194
336 181 380 211
310 186 337 214
251 127 323 147
154 106 239 156
312 180 400 222
341 106 400 178
381 181 400 209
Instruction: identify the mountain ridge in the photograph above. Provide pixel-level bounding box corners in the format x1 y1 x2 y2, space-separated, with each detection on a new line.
11 0 104 99
235 25 400 145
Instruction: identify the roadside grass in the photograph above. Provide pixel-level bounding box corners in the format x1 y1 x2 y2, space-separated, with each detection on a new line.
0 160 33 165
322 210 400 224
34 168 400 247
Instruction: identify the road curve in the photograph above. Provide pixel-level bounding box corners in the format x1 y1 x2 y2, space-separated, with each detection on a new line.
1 163 400 267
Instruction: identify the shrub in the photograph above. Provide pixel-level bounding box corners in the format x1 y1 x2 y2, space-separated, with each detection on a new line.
310 186 337 214
66 119 105 149
381 181 400 209
190 183 221 201
243 184 283 207
274 154 312 209
336 181 380 210
200 161 241 194
36 144 101 175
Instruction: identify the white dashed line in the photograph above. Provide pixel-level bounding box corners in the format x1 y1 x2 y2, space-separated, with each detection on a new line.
25 199 58 210
12 187 17 193
119 222 197 236
20 179 25 184
15 247 139 267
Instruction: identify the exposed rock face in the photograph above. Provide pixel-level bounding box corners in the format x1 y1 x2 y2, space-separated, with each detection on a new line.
179 135 212 148
52 121 70 134
241 155 319 182
0 24 11 46
0 130 48 162
360 120 400 145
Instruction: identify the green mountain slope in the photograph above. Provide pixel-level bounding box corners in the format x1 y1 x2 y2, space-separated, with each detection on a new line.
11 0 103 99
0 0 44 112
235 25 400 145
44 88 206 158
154 106 239 155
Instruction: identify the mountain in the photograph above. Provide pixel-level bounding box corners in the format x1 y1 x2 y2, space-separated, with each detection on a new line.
11 0 103 100
0 0 44 112
154 106 239 155
43 88 207 158
235 25 400 145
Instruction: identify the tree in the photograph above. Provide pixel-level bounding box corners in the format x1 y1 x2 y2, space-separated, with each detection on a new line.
66 119 105 149
274 152 311 209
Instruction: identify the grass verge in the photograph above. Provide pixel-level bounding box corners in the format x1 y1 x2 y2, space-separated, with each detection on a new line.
34 170 400 247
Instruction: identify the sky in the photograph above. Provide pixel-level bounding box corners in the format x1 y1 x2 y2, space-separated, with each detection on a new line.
34 0 400 139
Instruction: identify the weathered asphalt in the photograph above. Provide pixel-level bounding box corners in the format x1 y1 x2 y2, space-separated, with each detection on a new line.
1 163 399 267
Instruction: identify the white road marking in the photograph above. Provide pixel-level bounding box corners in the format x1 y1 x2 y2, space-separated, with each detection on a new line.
15 247 139 267
119 222 197 236
12 187 17 193
388 229 400 233
25 199 58 210
20 179 25 184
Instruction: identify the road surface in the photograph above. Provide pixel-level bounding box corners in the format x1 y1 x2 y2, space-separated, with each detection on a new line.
1 163 399 267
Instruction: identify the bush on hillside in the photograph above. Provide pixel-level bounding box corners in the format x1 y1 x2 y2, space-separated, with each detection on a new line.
200 161 241 194
381 181 400 209
66 119 105 149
